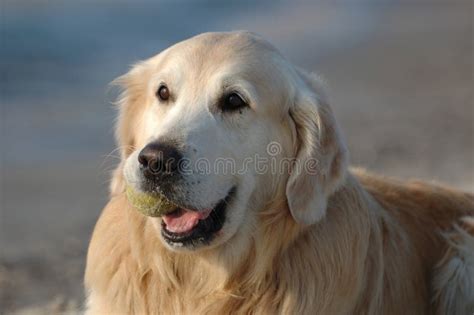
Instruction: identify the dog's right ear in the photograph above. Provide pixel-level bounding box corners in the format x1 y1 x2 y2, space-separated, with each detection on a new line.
286 70 348 225
109 62 150 196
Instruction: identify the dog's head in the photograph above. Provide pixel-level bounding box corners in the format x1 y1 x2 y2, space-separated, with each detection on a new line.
112 31 348 251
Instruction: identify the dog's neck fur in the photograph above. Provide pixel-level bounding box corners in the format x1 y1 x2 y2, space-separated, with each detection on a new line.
86 173 397 314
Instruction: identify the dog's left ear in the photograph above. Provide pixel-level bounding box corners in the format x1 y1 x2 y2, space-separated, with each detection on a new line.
109 62 151 196
286 71 348 225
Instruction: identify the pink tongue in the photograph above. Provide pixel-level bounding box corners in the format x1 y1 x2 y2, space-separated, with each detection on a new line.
162 208 212 233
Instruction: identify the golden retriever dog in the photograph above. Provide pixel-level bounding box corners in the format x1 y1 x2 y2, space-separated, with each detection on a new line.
85 31 474 314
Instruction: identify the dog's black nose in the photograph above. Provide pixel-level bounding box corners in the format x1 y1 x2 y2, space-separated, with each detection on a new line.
138 142 183 178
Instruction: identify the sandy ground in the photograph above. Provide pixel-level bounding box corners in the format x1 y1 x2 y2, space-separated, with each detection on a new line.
1 1 472 314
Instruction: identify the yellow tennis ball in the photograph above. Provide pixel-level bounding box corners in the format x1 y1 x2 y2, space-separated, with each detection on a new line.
125 185 177 217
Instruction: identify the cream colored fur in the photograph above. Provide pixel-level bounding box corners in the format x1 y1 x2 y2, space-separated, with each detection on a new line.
85 32 474 315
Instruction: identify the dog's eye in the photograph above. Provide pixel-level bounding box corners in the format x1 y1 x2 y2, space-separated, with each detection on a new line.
156 85 170 101
222 93 248 112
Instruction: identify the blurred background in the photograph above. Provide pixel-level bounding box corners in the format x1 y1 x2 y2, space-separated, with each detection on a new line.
1 0 472 314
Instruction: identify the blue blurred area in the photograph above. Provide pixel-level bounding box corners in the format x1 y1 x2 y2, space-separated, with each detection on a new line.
2 1 382 165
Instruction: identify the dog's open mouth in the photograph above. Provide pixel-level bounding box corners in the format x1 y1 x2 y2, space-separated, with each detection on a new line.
161 187 236 246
